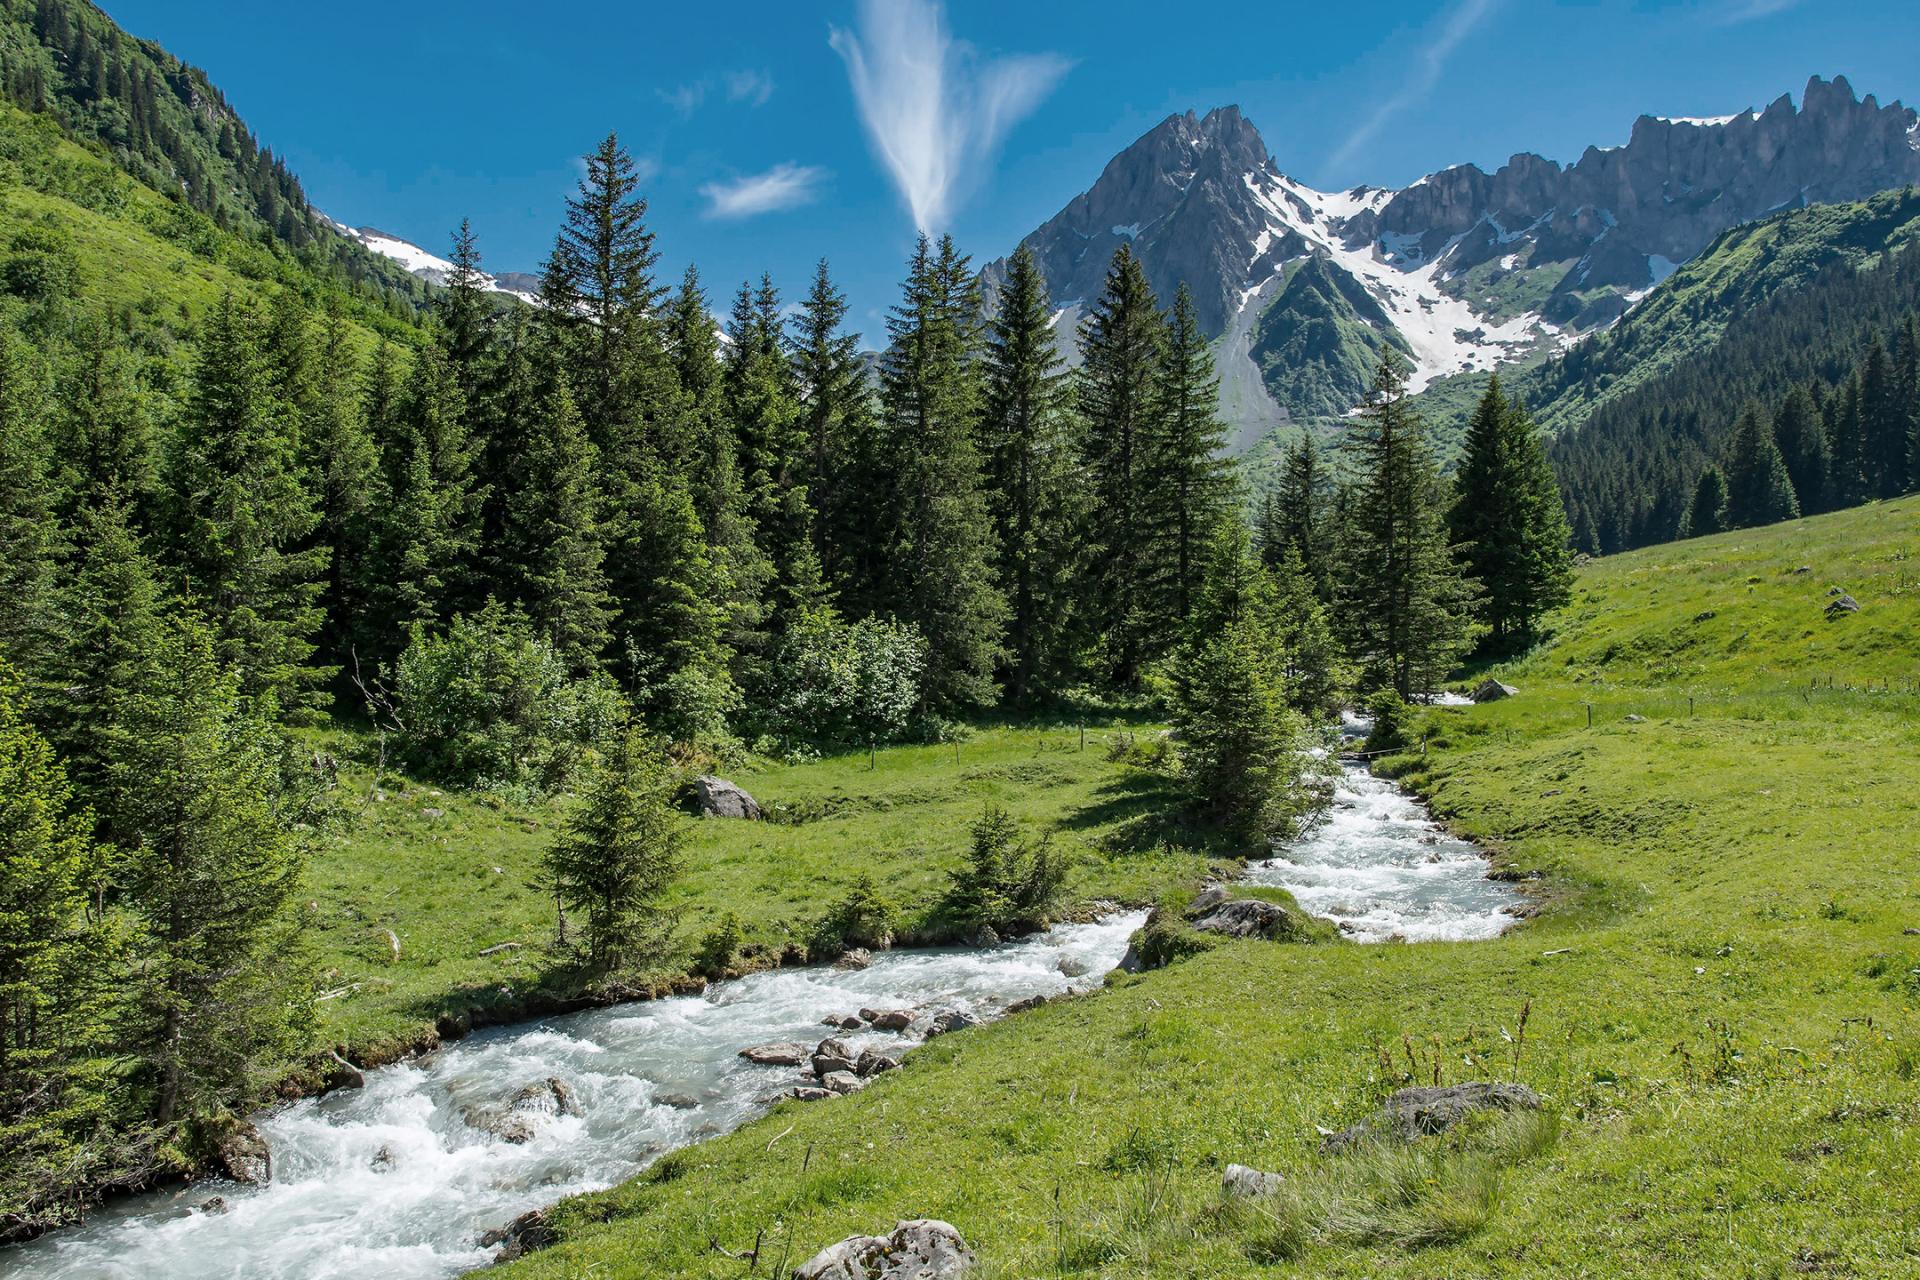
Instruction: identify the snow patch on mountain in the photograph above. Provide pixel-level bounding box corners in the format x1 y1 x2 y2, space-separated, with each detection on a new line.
323 216 540 306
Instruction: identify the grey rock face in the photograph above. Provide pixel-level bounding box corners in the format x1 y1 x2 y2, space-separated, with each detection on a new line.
1472 679 1519 703
213 1122 272 1185
1190 898 1296 940
855 1047 902 1077
926 1010 983 1037
792 1219 976 1280
862 1008 915 1031
812 1037 857 1076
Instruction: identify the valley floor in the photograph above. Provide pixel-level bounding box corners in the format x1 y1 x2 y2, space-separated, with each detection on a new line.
487 499 1920 1278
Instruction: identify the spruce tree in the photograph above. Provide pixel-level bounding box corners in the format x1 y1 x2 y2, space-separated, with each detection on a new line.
1681 465 1729 538
725 275 819 617
371 339 483 639
543 724 681 970
48 319 155 526
1898 317 1920 492
1448 378 1572 649
1771 384 1829 515
109 614 310 1126
979 245 1082 701
791 259 875 601
440 218 493 399
1825 376 1867 508
875 235 1007 713
0 331 56 682
502 381 612 668
1265 430 1332 595
168 294 330 715
618 466 739 743
1146 283 1232 627
1858 337 1906 498
1337 355 1475 698
1076 245 1167 686
0 660 121 1231
1722 403 1800 528
302 300 378 668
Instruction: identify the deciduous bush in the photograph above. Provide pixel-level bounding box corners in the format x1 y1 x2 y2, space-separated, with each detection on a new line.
769 608 927 745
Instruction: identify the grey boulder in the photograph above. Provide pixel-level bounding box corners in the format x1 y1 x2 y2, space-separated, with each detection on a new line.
213 1121 272 1185
926 1010 983 1037
862 1007 915 1031
855 1047 902 1077
740 1042 809 1067
812 1037 857 1076
1323 1081 1542 1151
1191 898 1295 941
1222 1164 1284 1199
691 775 762 820
792 1219 976 1280
1471 679 1518 703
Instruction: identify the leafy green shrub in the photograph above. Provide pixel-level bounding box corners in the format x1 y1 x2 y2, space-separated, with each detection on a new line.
809 873 898 958
769 607 927 744
2 227 79 301
391 600 622 793
944 806 1070 934
693 912 745 979
1363 688 1411 753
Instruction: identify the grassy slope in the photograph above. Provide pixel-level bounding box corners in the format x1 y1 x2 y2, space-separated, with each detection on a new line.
302 723 1222 1061
495 498 1920 1279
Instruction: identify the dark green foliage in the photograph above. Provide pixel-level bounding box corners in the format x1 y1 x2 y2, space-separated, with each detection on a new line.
1260 431 1332 596
1771 385 1829 514
1361 688 1410 753
0 661 122 1235
810 873 898 958
370 337 483 637
1721 403 1801 529
1680 466 1729 538
108 614 311 1126
1077 246 1168 686
0 330 56 679
1338 356 1476 698
1448 378 1573 650
166 293 330 715
1857 337 1906 500
500 381 611 667
769 607 927 746
543 726 682 971
944 806 1069 934
791 260 874 603
979 245 1082 700
1148 284 1233 627
875 236 1008 713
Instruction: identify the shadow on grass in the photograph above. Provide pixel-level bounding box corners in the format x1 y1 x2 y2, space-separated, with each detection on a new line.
1061 769 1248 858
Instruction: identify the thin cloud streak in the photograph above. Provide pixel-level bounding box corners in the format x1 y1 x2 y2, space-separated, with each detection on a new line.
1328 0 1501 174
725 69 776 106
830 0 1071 234
1713 0 1801 25
700 163 827 219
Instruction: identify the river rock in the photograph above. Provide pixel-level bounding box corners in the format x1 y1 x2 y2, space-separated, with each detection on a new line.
792 1085 835 1102
213 1120 273 1185
855 1047 902 1077
483 1208 555 1262
1191 898 1295 941
963 924 1000 949
511 1077 583 1119
824 1012 864 1030
656 1092 700 1110
927 1009 982 1037
740 1041 808 1066
690 775 762 820
813 1037 857 1076
370 1144 396 1172
1056 954 1090 978
862 1008 914 1031
199 1196 229 1215
792 1218 976 1280
822 1070 866 1095
1471 678 1519 703
1006 994 1048 1014
1322 1082 1543 1152
836 948 874 970
1222 1164 1285 1198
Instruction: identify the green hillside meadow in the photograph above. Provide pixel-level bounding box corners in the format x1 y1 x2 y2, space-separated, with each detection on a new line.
498 497 1920 1278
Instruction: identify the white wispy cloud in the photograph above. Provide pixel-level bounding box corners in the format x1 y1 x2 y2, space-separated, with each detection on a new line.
830 0 1072 234
725 69 776 107
661 82 707 118
1328 0 1501 174
700 162 828 219
1713 0 1800 25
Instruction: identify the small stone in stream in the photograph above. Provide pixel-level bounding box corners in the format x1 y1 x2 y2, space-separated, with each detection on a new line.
1471 678 1518 702
511 1077 583 1118
199 1197 228 1215
863 1008 914 1031
836 948 874 971
1057 954 1091 978
822 1070 865 1095
962 924 1000 949
855 1047 902 1077
656 1093 700 1110
793 1219 976 1280
927 1009 982 1037
1322 1082 1543 1152
812 1037 857 1076
1006 994 1048 1014
791 1086 835 1102
370 1144 396 1172
739 1041 808 1066
824 1013 864 1030
1222 1164 1285 1199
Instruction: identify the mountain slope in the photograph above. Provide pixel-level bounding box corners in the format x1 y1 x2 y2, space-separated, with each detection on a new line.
990 77 1920 452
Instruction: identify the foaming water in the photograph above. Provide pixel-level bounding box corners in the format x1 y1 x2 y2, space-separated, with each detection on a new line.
0 915 1142 1280
1247 760 1516 942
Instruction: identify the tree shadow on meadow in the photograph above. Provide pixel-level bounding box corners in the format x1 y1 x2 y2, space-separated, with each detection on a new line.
1058 768 1246 859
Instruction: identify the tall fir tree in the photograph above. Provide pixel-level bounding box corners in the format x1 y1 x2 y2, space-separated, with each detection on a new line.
1825 375 1867 508
1771 384 1829 515
1448 378 1574 649
439 218 493 400
791 259 876 603
300 299 378 669
1145 283 1232 627
1897 316 1920 491
1075 245 1167 686
1680 465 1730 538
167 294 330 716
725 274 822 619
1262 431 1332 596
501 381 612 668
543 724 681 970
1337 355 1476 698
48 319 154 526
0 331 57 683
108 614 311 1126
1722 402 1801 528
875 235 1008 713
1858 337 1906 499
618 466 738 743
979 245 1083 701
0 660 122 1233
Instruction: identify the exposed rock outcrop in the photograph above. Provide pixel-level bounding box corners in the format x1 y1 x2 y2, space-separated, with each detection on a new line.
1323 1081 1543 1151
792 1219 976 1280
689 775 761 820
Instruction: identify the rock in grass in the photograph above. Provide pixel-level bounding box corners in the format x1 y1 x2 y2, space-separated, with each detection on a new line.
822 1070 865 1095
1222 1164 1285 1198
791 1086 835 1102
1471 678 1519 703
1323 1082 1542 1152
690 775 762 820
740 1041 808 1067
1191 898 1298 941
792 1219 976 1280
1824 592 1860 617
855 1047 901 1077
812 1037 857 1076
926 1009 983 1037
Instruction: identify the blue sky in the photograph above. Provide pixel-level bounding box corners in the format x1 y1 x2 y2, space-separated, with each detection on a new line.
104 0 1920 332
